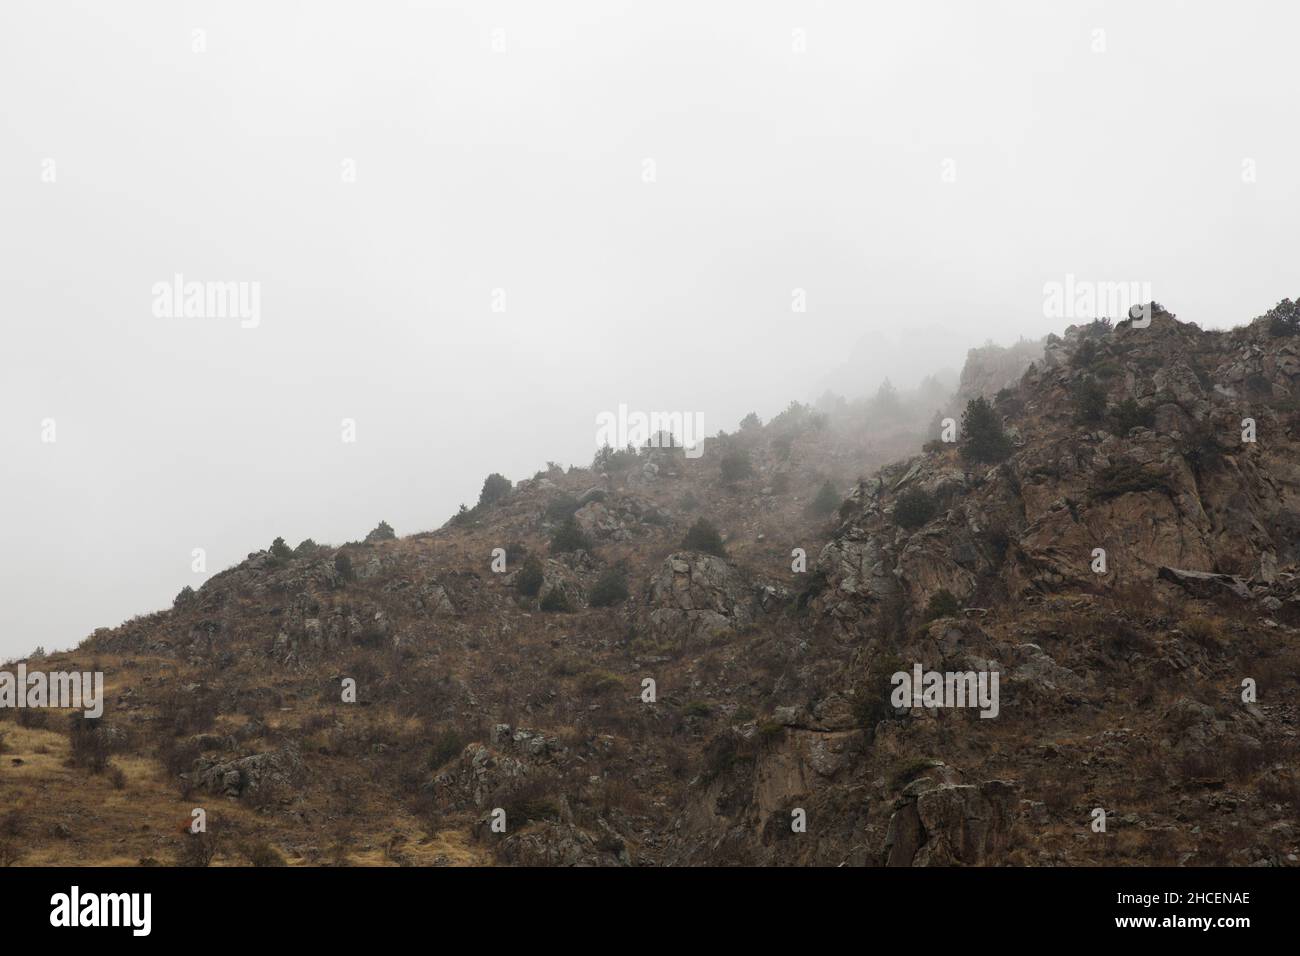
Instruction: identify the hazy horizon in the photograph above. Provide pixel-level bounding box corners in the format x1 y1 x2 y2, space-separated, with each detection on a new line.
3 0 1298 658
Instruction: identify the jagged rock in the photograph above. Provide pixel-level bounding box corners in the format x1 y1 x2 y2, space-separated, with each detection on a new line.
885 780 1019 866
538 559 587 608
577 487 607 506
956 339 1045 401
814 535 899 623
184 745 305 800
574 501 618 538
884 801 923 866
1158 566 1253 601
573 494 670 541
496 822 628 866
645 552 753 641
433 743 532 809
772 705 802 726
1010 644 1086 698
303 618 323 646
898 529 980 608
417 582 457 616
356 556 385 581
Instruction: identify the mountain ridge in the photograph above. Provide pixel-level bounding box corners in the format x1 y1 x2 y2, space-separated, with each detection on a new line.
3 300 1299 867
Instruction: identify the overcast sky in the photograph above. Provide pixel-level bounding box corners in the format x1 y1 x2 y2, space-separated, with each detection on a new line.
1 0 1297 659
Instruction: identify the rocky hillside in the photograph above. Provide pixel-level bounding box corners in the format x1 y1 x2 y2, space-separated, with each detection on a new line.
954 336 1046 403
3 302 1299 868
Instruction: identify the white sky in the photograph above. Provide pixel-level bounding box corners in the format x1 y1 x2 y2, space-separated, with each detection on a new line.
1 0 1297 657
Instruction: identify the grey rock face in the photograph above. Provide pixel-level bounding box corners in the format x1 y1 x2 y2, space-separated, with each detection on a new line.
1158 566 1253 601
185 745 306 800
645 551 754 642
885 780 1020 866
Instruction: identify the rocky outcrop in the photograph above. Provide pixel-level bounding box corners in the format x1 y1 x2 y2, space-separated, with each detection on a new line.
184 745 306 801
644 552 755 642
433 729 630 866
1158 566 1252 601
573 494 671 541
885 780 1019 866
497 821 629 867
956 338 1045 402
815 309 1300 629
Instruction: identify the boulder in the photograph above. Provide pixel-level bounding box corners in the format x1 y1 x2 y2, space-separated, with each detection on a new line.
1158 566 1253 601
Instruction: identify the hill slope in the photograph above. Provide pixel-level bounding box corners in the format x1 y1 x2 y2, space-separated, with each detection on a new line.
3 302 1299 867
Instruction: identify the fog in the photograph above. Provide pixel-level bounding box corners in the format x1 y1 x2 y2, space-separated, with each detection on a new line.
2 0 1297 658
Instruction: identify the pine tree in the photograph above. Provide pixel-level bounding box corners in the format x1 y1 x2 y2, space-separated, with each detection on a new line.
550 515 592 554
959 397 1013 464
809 480 840 516
682 518 727 557
478 473 512 507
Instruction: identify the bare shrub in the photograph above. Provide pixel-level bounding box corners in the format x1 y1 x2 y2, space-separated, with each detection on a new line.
67 713 109 773
157 736 202 780
176 831 220 867
241 839 287 867
0 837 24 867
16 708 49 730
